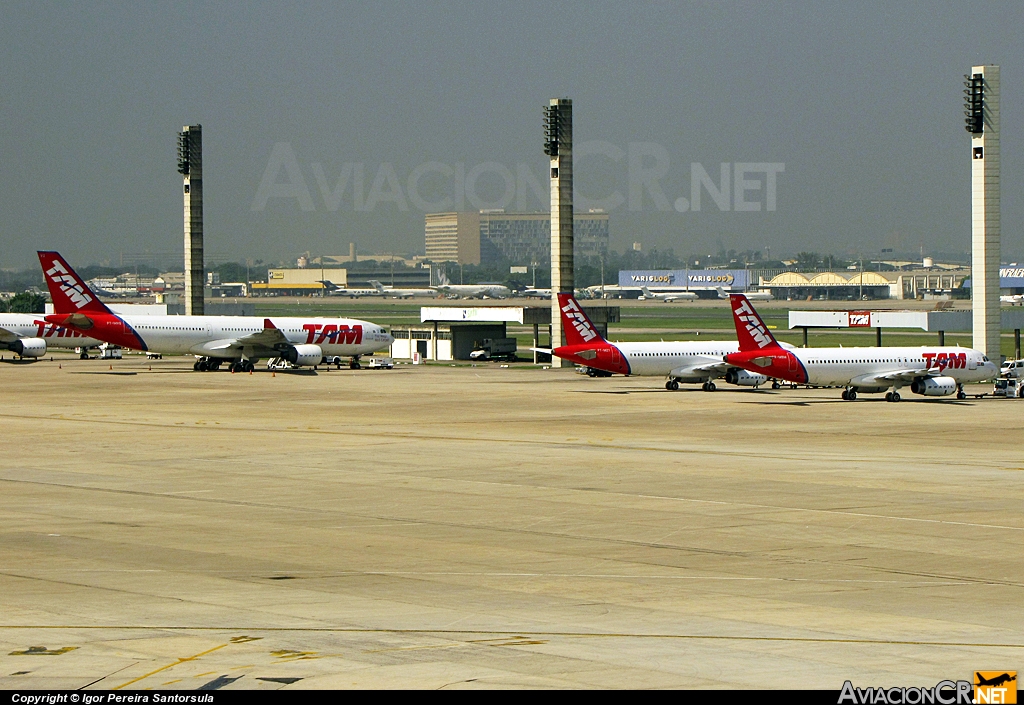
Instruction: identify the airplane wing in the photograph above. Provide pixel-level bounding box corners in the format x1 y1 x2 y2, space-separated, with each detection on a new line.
670 361 731 378
0 325 21 344
852 367 933 385
235 319 291 347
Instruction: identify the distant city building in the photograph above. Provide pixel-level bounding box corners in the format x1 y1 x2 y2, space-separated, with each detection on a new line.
424 210 609 265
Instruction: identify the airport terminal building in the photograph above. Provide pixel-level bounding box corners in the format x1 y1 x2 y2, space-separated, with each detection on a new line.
425 210 609 265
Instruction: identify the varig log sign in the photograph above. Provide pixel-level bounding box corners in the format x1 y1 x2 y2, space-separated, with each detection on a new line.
619 269 749 290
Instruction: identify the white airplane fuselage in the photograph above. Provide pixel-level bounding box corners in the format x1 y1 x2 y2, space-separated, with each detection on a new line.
789 347 997 389
0 313 103 350
117 315 392 359
615 341 739 378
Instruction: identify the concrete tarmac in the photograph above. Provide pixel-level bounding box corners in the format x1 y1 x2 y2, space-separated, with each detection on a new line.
0 355 1021 689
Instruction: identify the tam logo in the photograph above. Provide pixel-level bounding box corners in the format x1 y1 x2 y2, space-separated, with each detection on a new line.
45 259 93 309
733 300 772 348
303 323 362 345
923 352 966 371
33 320 83 338
561 298 598 342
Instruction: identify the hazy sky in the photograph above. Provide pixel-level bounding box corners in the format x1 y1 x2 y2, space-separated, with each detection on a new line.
1 1 1020 268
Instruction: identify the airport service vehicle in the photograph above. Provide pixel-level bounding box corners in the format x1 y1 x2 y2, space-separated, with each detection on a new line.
469 338 518 361
432 274 511 299
993 378 1024 398
368 280 436 299
550 293 776 391
638 286 697 302
717 286 773 302
367 356 394 369
0 313 103 359
1000 359 1024 379
99 345 122 360
722 294 999 402
38 251 393 373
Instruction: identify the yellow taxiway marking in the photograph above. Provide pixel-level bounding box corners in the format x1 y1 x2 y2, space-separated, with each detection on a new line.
113 642 230 690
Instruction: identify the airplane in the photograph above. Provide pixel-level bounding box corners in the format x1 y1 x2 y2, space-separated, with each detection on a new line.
432 274 511 299
717 286 772 302
0 314 104 359
1000 294 1024 306
38 251 394 372
722 293 999 401
317 280 382 298
368 280 437 299
520 287 551 299
549 293 785 391
639 286 698 302
975 673 1016 688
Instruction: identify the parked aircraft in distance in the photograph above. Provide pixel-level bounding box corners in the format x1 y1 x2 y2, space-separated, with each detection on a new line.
639 286 698 302
0 313 103 359
717 286 772 302
723 293 998 401
549 293 780 391
39 251 393 372
432 274 511 299
368 280 437 299
1000 294 1024 306
318 280 381 298
520 287 552 299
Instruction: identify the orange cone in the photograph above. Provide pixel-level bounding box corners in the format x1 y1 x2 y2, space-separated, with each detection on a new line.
58 363 61 369
249 370 253 375
272 372 276 378
109 364 112 370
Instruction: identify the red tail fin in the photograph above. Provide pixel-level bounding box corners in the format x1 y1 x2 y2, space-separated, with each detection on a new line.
729 294 781 351
37 251 112 315
557 293 606 346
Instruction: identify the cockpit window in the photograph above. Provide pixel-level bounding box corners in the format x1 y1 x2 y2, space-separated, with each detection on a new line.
983 356 990 362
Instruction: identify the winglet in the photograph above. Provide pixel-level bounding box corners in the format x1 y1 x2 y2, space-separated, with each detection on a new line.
37 251 113 315
729 294 781 352
716 286 729 299
264 318 277 329
557 293 607 346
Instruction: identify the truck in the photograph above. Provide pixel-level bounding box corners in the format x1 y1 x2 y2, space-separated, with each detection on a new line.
99 344 122 360
993 377 1024 398
469 338 517 361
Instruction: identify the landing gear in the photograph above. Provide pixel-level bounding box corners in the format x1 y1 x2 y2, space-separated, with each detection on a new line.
956 384 966 400
194 357 222 372
80 351 89 360
885 391 901 402
771 380 781 390
701 381 717 392
229 360 255 373
665 379 679 391
349 357 361 370
842 388 858 401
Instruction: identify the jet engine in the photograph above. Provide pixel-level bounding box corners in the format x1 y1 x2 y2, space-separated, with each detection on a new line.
281 344 323 367
910 376 957 396
4 338 47 358
724 368 767 386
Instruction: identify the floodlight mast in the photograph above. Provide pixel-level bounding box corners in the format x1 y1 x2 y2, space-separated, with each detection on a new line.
179 124 204 316
965 66 999 361
546 99 573 365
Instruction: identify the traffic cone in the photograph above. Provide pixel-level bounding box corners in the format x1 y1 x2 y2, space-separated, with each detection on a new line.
58 363 61 369
272 372 276 378
109 364 112 370
249 369 252 375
